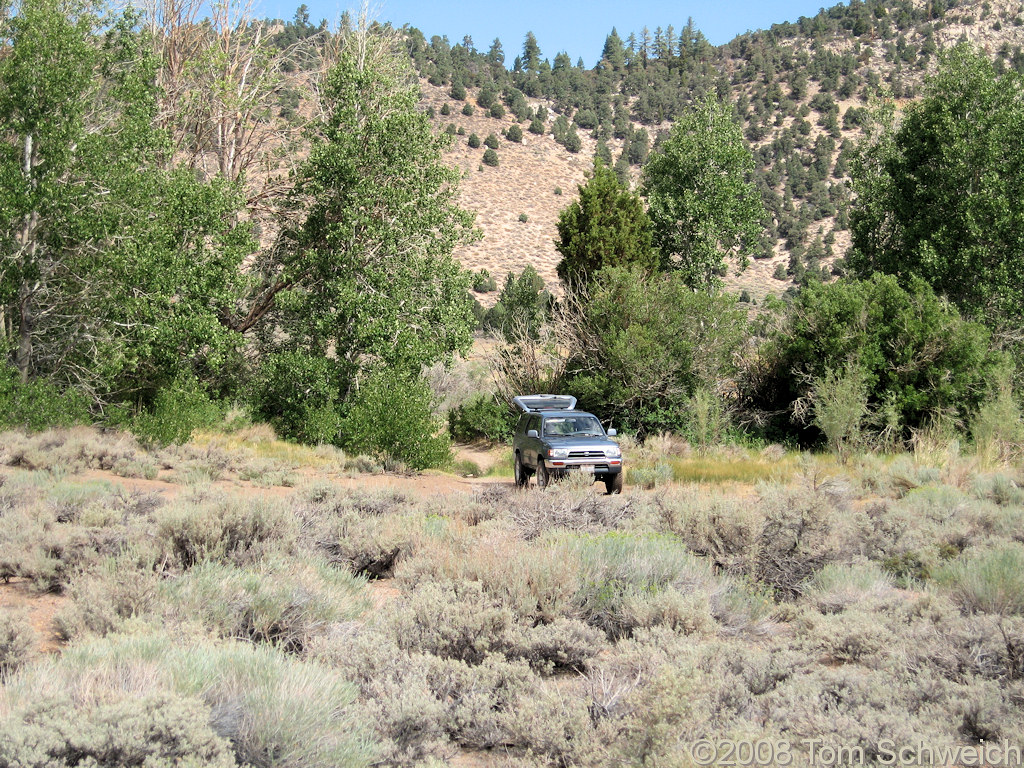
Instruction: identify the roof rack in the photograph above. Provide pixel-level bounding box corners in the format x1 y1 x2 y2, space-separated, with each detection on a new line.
513 394 578 413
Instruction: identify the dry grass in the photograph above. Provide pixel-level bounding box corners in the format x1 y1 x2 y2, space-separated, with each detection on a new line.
2 426 1024 765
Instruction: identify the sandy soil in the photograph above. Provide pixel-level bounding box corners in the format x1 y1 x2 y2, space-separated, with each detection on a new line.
0 578 67 654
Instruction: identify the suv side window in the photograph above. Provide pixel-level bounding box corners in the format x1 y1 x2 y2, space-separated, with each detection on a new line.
528 415 541 434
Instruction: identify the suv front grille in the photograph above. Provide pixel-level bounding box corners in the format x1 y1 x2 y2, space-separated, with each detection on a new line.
568 450 605 458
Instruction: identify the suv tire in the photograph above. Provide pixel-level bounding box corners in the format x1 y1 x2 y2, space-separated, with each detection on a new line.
514 452 529 488
536 459 550 489
604 472 623 495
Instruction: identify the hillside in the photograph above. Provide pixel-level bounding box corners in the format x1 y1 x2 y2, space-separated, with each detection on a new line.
406 0 1024 302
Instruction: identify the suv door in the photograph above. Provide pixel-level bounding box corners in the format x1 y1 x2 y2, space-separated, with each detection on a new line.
523 415 542 468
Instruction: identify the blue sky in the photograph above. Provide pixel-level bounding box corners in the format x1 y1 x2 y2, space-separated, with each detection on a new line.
263 0 842 67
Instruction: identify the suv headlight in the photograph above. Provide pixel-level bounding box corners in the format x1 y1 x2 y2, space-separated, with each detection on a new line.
549 448 569 459
605 445 621 458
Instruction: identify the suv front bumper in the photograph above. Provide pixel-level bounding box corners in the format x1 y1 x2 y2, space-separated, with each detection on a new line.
547 457 622 475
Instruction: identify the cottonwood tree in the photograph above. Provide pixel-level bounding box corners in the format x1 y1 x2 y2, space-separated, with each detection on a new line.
849 44 1024 330
241 23 478 441
642 97 764 290
0 0 251 404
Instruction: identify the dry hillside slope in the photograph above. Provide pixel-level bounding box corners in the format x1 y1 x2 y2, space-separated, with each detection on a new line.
421 0 1024 302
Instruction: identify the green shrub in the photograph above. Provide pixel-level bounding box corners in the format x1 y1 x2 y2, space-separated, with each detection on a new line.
467 132 481 148
247 351 343 445
449 83 466 100
752 274 1007 446
481 265 551 342
447 394 514 443
0 366 90 431
444 122 457 135
507 124 523 142
484 133 500 149
489 102 505 118
439 102 451 115
461 102 473 116
340 370 451 470
482 148 498 167
132 376 224 446
971 379 1024 463
562 267 747 436
563 127 582 153
529 117 545 134
518 212 528 223
471 268 496 292
810 366 869 461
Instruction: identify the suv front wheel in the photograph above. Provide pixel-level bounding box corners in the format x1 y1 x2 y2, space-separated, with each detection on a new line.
536 459 550 488
514 452 530 488
604 472 623 495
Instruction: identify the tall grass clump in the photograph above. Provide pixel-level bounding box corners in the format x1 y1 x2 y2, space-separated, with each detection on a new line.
971 379 1024 465
556 532 769 637
804 562 895 613
164 558 368 652
934 544 1024 615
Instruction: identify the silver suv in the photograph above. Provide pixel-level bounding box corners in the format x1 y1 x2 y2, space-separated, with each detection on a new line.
512 394 624 493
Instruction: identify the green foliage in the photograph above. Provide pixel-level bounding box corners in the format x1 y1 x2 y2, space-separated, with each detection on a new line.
810 366 869 461
482 266 551 342
0 1 250 408
482 148 499 166
849 44 1024 327
642 98 765 289
506 123 523 142
450 83 466 100
562 126 582 153
440 102 451 115
754 274 1007 445
484 133 500 149
556 160 658 286
0 365 89 431
518 212 528 223
132 376 225 447
467 132 481 149
563 266 748 435
340 370 451 470
447 394 515 443
489 102 505 118
246 29 477 446
461 102 473 116
248 351 343 445
471 268 497 292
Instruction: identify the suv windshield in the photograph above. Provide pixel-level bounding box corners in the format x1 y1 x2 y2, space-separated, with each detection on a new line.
543 415 604 437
